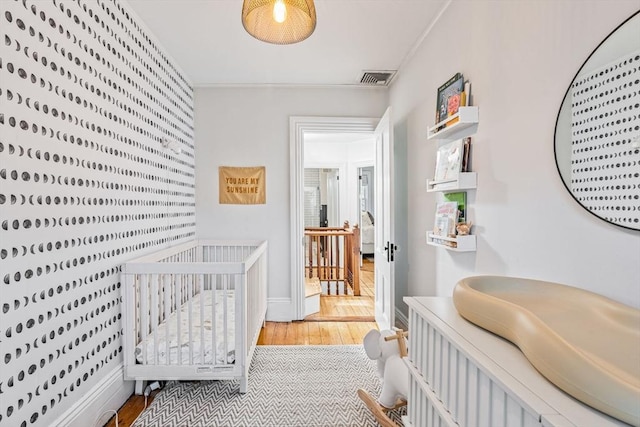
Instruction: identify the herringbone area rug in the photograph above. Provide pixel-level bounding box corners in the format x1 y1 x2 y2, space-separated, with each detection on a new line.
132 345 405 426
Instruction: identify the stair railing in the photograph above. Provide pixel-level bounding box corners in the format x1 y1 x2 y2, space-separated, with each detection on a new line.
304 221 361 296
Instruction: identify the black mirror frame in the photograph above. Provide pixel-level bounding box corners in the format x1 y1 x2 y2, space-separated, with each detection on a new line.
553 9 640 232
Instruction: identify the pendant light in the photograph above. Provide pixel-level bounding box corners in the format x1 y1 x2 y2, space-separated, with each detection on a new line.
242 0 316 45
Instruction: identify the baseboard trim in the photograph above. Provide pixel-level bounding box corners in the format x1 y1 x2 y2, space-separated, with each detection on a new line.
304 315 375 322
266 299 408 326
266 297 292 321
52 364 133 427
395 308 409 331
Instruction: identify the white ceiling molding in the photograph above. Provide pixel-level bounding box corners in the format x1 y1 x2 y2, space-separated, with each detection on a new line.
393 0 453 85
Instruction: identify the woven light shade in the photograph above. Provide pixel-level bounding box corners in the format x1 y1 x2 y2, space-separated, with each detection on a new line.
242 0 316 45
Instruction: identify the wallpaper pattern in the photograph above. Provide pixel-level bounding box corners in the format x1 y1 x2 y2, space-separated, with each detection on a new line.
571 50 640 229
0 1 195 425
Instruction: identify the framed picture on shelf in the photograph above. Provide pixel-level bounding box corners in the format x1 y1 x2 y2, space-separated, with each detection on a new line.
434 139 464 182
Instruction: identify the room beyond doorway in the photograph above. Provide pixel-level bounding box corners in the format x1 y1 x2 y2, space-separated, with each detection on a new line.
258 258 377 346
302 130 376 320
304 257 375 322
290 116 380 322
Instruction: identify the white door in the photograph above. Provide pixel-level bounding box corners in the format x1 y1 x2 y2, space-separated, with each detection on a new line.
374 107 395 330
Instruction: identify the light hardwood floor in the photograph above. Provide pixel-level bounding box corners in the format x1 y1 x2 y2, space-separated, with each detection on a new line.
105 258 377 427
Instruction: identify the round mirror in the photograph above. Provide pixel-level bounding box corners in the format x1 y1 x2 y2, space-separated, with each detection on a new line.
554 11 640 231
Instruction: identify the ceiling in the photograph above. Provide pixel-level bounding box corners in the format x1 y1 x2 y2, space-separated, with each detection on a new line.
126 0 448 87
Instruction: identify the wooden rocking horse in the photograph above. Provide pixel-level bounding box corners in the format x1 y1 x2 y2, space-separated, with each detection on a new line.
358 328 409 427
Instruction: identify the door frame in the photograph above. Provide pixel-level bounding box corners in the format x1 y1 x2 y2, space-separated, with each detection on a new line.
290 116 379 320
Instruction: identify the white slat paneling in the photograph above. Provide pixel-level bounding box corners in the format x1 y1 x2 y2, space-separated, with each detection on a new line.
404 297 626 427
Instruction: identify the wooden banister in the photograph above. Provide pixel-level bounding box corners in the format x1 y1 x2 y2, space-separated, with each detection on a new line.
304 221 361 296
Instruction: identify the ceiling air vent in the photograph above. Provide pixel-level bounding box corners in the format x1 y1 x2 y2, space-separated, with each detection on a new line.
359 70 396 86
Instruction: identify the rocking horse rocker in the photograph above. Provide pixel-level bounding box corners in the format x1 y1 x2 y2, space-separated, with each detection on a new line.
358 328 409 427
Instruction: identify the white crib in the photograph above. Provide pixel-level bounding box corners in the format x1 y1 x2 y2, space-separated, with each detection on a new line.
122 240 268 393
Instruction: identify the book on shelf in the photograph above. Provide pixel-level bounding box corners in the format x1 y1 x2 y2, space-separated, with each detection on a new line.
435 73 461 128
433 201 458 237
463 80 471 106
443 192 467 224
434 139 464 182
435 73 465 129
461 137 471 172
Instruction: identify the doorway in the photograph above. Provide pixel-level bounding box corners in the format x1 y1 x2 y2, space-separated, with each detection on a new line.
303 135 375 318
290 116 392 324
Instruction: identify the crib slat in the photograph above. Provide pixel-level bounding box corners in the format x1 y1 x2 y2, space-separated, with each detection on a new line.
211 277 217 365
223 274 229 365
164 274 171 365
140 274 148 365
176 274 182 365
199 274 205 364
188 273 194 364
151 275 159 365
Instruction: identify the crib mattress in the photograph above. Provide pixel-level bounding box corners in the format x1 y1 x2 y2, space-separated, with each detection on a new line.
135 290 236 365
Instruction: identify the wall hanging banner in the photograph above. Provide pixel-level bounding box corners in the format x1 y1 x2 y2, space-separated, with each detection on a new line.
219 166 266 204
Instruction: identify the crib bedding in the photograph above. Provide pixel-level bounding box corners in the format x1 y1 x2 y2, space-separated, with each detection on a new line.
135 290 236 365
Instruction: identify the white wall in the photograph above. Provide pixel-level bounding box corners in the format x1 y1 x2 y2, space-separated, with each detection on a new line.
194 87 387 318
390 1 640 308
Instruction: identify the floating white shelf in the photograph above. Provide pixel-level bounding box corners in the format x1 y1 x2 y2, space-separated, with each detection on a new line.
427 172 477 193
426 232 476 252
427 106 479 140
